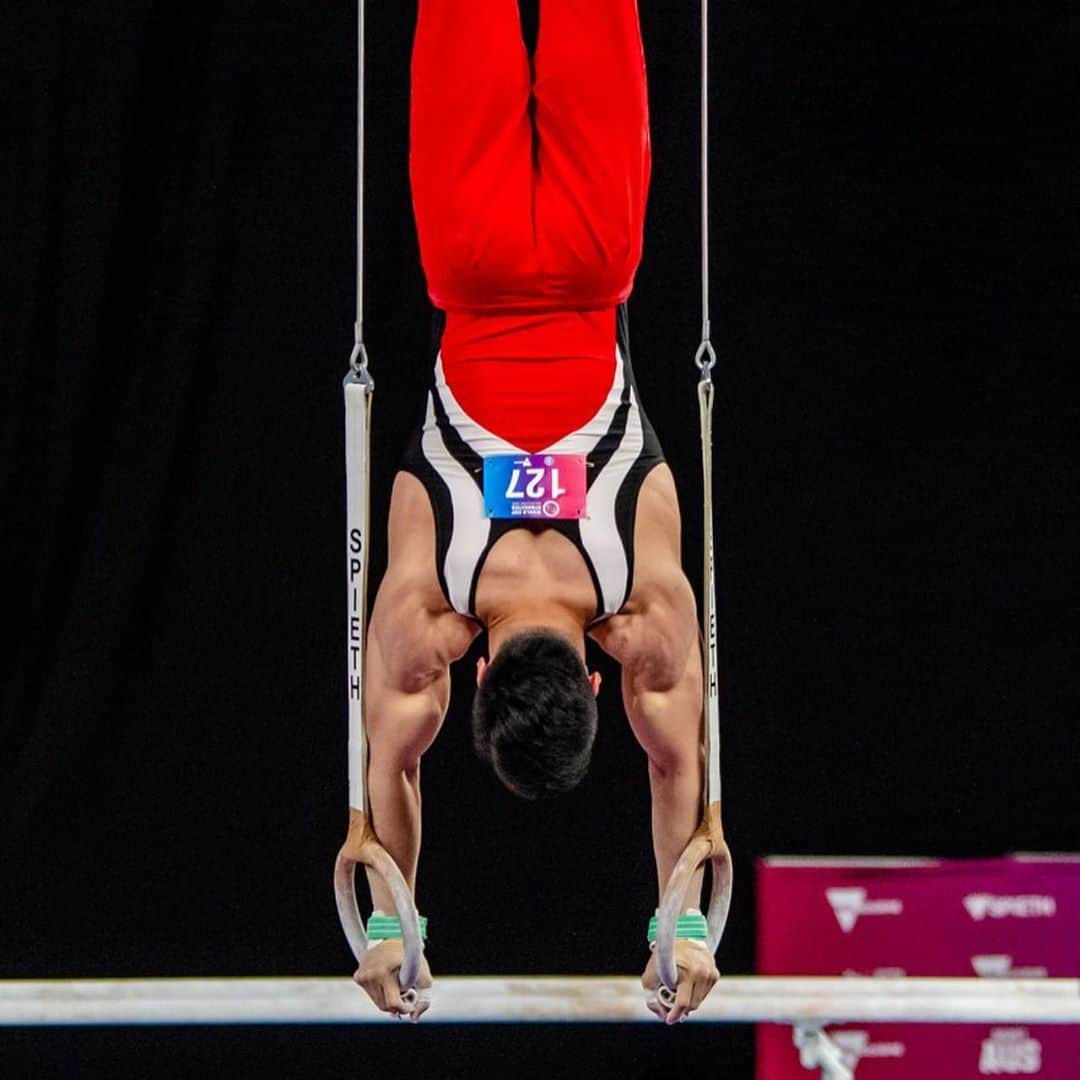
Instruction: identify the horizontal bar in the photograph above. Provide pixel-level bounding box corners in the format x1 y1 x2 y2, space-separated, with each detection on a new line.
760 856 942 868
1 977 1078 1026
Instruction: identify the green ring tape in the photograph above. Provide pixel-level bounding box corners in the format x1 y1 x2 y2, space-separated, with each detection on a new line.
366 914 429 942
646 913 708 943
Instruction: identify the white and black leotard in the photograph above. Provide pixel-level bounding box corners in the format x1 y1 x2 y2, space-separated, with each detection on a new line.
401 305 665 626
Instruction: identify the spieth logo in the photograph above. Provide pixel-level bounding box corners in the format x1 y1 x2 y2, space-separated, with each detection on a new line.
825 887 903 933
963 894 1056 921
972 955 1048 978
979 1027 1042 1075
832 1031 905 1070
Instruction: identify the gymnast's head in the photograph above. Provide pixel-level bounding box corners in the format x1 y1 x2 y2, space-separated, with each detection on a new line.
472 628 601 800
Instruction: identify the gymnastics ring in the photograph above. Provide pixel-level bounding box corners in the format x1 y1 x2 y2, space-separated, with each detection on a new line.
334 807 426 1004
654 801 733 1006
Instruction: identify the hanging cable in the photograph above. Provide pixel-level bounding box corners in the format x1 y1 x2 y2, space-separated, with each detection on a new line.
694 0 717 378
349 0 370 378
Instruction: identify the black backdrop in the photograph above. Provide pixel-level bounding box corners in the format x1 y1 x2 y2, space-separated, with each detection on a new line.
4 3 1075 1076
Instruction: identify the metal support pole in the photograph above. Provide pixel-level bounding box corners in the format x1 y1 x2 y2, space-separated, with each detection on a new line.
794 1024 855 1080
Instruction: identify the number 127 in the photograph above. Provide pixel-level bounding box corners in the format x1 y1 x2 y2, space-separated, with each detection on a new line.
505 467 566 500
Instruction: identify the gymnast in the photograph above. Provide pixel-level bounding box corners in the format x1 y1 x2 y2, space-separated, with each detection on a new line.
354 0 719 1024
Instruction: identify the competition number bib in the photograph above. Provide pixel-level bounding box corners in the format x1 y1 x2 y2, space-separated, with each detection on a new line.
484 453 587 520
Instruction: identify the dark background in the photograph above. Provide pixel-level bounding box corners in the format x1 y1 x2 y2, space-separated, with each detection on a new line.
3 2 1075 1076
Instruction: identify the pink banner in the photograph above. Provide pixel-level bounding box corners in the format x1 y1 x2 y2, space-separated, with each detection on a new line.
755 854 1080 1077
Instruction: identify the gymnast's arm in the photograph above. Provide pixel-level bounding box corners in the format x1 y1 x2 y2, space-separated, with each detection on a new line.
615 581 719 1024
590 468 719 1024
354 473 480 1016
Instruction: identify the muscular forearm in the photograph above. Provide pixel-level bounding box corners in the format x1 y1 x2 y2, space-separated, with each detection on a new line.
625 647 706 903
361 628 447 915
647 752 706 904
365 754 423 913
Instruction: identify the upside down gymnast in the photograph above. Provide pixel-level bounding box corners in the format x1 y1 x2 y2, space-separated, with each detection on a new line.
355 0 719 1023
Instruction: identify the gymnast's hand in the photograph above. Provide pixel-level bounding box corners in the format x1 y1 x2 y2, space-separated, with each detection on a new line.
353 939 433 1022
641 940 719 1025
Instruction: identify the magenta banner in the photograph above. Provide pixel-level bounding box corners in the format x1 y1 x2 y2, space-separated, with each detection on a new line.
755 854 1080 1077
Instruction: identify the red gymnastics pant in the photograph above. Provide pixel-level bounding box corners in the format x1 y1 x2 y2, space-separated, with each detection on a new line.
409 0 652 453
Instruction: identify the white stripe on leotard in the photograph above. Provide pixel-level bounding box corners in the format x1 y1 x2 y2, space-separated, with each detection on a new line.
419 391 491 614
578 376 644 615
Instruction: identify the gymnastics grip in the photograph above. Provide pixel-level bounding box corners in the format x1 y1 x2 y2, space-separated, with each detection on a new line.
654 801 733 1008
334 808 427 1008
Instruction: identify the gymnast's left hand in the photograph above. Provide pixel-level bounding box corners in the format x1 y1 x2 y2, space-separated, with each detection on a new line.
353 939 433 1022
641 940 719 1025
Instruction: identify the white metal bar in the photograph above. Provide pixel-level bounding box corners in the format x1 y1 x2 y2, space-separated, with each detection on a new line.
1 977 1077 1026
761 856 942 868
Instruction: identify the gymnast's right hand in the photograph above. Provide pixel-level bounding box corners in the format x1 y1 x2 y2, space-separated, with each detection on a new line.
353 939 433 1021
641 940 719 1025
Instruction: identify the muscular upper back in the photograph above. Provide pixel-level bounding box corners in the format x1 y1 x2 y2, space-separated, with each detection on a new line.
473 526 599 626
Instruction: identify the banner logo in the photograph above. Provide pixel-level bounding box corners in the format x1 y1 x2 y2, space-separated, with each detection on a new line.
825 887 903 933
831 1031 905 1069
963 895 1056 922
972 955 1048 978
979 1028 1042 1075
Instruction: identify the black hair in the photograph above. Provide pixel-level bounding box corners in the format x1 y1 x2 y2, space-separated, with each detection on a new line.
472 628 598 800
